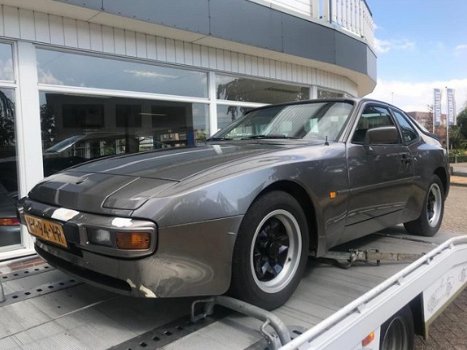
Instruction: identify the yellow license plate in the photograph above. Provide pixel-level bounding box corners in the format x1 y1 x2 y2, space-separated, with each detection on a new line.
24 214 68 248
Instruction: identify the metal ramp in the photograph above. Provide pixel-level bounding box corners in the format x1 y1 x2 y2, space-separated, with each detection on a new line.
0 232 442 349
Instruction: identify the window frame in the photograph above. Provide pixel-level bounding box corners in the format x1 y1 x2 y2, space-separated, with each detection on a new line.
390 107 421 145
350 103 402 145
36 46 210 101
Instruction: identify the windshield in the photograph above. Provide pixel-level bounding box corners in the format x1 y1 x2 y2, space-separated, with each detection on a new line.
211 101 354 142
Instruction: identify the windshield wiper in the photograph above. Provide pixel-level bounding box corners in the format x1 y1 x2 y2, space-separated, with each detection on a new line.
241 134 299 140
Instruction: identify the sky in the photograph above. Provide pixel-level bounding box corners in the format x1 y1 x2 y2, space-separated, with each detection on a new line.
366 0 467 114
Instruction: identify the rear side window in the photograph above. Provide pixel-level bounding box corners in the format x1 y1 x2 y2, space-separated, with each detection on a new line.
392 109 418 143
352 105 396 144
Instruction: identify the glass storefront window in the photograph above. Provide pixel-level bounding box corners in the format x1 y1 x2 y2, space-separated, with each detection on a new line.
0 89 20 251
0 43 14 81
216 75 309 104
317 89 345 99
39 92 209 176
37 49 208 98
217 105 254 131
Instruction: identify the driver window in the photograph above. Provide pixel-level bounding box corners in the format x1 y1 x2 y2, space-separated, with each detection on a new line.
352 105 396 144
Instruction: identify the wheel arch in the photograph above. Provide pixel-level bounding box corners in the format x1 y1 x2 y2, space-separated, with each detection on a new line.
254 180 318 255
434 167 449 197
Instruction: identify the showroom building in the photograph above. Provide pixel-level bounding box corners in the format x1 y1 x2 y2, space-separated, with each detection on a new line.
0 0 376 259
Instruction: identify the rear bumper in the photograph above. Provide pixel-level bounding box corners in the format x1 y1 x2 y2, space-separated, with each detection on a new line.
34 215 242 298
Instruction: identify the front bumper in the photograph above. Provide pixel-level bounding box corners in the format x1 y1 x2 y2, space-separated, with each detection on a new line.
21 198 242 298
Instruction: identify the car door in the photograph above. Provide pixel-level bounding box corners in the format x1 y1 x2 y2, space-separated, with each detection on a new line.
342 103 415 240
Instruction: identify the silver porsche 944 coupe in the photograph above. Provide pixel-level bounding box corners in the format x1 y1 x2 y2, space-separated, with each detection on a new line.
18 98 449 310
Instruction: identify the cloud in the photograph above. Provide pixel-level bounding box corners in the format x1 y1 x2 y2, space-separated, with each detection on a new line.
123 69 178 79
37 69 63 85
374 38 415 54
366 78 467 113
455 44 467 51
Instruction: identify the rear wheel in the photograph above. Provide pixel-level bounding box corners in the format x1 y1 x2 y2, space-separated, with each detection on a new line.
229 191 309 310
404 175 444 237
380 306 414 350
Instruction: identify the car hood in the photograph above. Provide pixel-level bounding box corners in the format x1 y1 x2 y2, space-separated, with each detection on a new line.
63 143 293 181
28 143 305 211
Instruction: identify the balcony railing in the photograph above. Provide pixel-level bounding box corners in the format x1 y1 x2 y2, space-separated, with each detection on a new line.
256 0 375 49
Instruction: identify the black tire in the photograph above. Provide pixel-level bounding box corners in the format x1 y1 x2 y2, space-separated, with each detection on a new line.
380 305 414 350
229 191 309 310
404 175 444 237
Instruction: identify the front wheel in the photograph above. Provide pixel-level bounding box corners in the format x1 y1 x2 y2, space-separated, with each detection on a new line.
404 175 444 237
229 191 309 310
380 305 414 350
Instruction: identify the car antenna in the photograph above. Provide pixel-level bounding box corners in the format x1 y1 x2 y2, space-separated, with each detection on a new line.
324 136 329 146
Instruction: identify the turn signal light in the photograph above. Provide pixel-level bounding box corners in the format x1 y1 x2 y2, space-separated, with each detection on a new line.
116 232 150 250
0 218 20 226
362 331 375 346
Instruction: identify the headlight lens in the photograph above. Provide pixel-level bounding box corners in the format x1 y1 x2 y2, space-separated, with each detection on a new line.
88 228 113 247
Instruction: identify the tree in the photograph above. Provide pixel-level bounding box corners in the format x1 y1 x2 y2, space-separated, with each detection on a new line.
457 105 467 140
449 125 465 150
0 90 15 148
40 103 57 149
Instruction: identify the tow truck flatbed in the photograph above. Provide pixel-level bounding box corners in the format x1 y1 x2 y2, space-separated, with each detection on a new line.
1 230 466 350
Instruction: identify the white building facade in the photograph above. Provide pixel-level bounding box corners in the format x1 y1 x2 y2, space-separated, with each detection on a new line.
0 0 376 259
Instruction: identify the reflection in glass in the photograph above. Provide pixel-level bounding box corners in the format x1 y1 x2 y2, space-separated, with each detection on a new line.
217 105 254 131
39 92 209 176
213 101 354 142
317 89 345 99
37 49 208 98
217 75 309 104
0 89 20 250
0 43 14 81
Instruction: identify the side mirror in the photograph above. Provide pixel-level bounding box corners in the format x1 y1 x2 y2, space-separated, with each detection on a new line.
365 126 399 145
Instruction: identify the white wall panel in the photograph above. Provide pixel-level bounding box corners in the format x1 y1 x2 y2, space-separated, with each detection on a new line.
257 56 263 77
101 25 114 54
230 52 239 73
263 0 312 16
208 47 216 69
113 28 125 55
124 30 136 57
199 45 208 68
155 36 166 61
214 49 225 70
251 56 258 76
146 34 156 60
49 15 65 46
3 6 19 38
135 33 146 58
63 17 78 47
0 4 358 96
165 38 176 63
192 43 201 67
89 23 103 52
18 8 34 41
77 20 91 50
243 54 250 75
34 12 50 43
174 40 184 64
183 42 193 66
0 6 4 37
